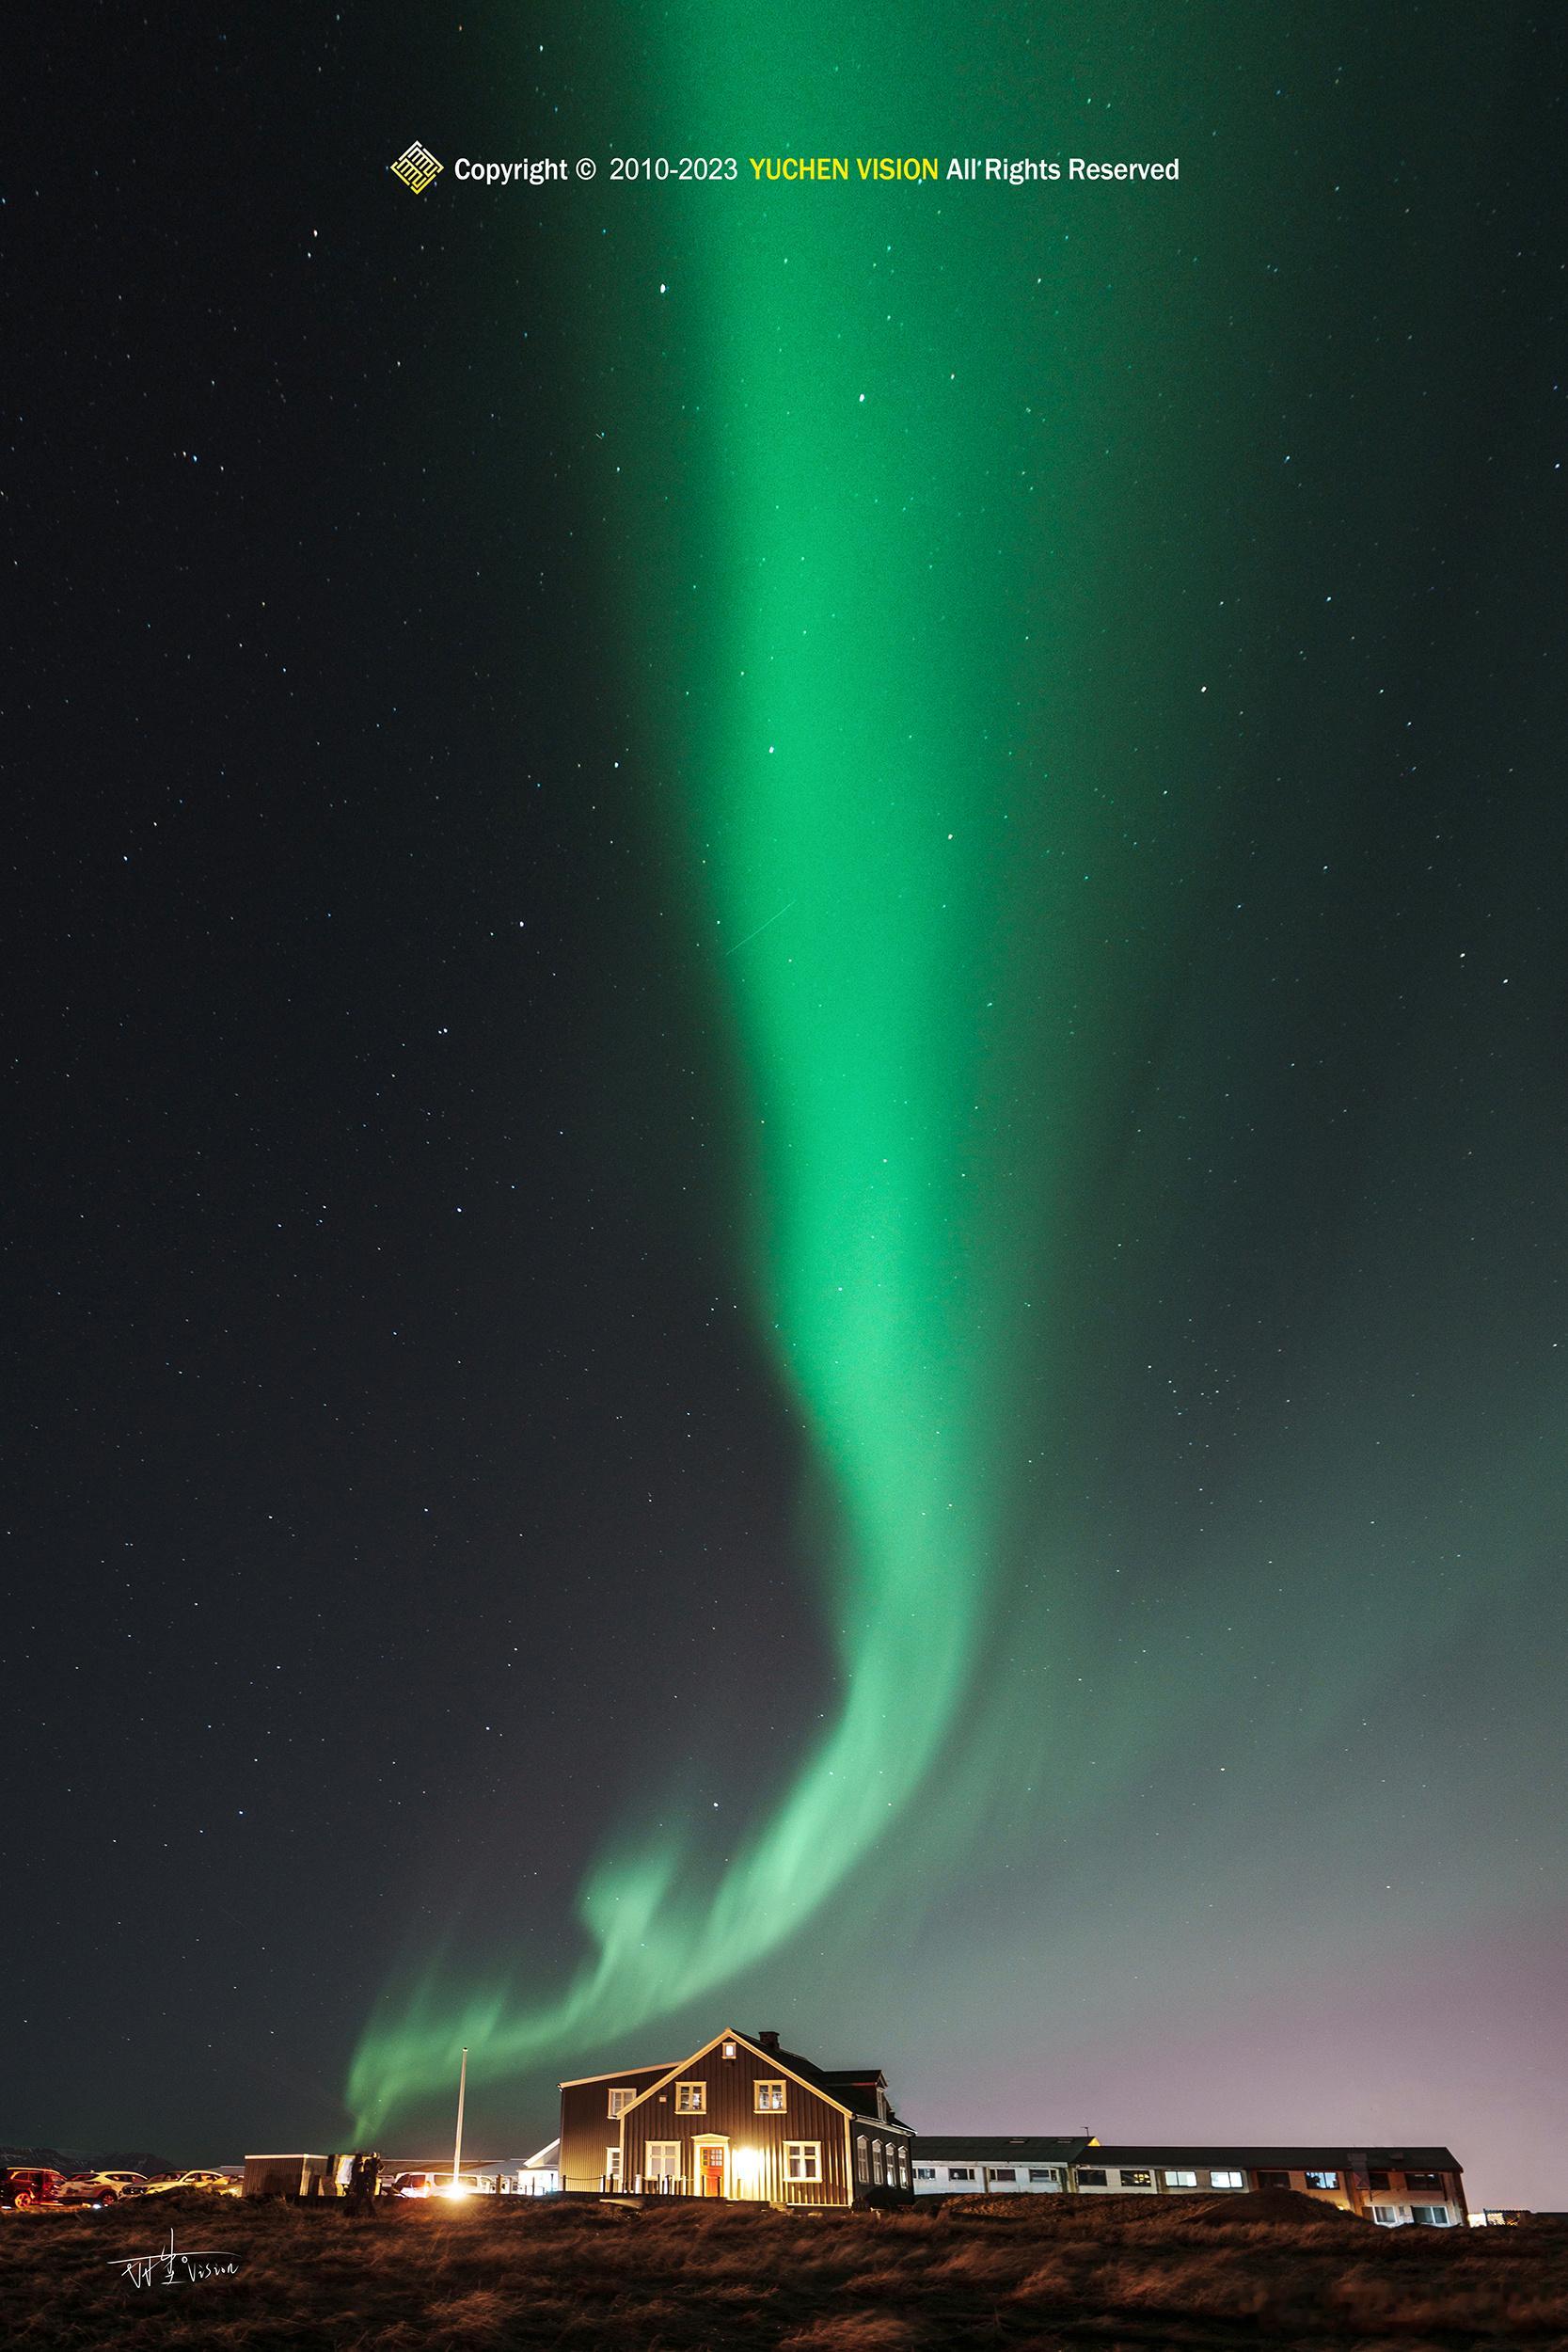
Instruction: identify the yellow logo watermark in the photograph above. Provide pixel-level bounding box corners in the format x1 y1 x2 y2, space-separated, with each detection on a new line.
391 143 443 194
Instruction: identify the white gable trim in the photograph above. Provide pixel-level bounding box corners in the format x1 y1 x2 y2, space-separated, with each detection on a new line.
619 2028 855 2122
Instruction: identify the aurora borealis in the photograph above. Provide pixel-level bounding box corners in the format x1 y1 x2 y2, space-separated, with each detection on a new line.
9 1 1566 2209
340 6 1567 2170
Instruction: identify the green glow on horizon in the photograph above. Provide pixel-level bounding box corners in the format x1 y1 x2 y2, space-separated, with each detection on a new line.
348 3 1156 2135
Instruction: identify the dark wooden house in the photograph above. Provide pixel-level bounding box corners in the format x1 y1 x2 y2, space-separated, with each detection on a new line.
559 2026 913 2205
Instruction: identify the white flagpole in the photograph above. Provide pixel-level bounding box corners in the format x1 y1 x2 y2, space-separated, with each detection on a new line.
452 2045 468 2185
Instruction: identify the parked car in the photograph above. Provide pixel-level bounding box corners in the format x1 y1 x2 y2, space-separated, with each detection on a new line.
57 2170 150 2206
389 2170 487 2199
142 2169 238 2198
2 2168 65 2208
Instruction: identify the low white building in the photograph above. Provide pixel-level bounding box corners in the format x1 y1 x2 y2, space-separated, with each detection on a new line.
473 2137 561 2196
911 2137 1089 2195
910 2138 1466 2225
1077 2145 1467 2226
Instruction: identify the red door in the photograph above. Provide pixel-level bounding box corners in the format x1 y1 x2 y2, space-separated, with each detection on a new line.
701 2149 725 2198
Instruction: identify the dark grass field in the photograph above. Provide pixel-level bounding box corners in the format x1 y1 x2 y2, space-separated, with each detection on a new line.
4 2188 1564 2351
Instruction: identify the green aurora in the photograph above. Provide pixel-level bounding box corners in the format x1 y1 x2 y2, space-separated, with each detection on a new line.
350 4 1103 2133
348 5 1563 2137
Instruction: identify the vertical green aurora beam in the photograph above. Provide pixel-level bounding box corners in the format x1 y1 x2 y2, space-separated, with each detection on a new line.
349 3 1186 2132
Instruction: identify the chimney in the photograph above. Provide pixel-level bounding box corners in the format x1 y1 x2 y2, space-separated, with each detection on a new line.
757 2029 781 2053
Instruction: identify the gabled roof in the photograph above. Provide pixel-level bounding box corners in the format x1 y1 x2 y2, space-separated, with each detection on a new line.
914 2137 1091 2164
620 2029 867 2125
559 2064 677 2088
764 2046 911 2128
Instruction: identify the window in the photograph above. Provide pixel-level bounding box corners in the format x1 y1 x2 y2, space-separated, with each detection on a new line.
1411 2205 1451 2227
605 2149 621 2185
1028 2169 1055 2184
645 2143 681 2183
1368 2169 1391 2191
1256 2169 1291 2190
1371 2204 1401 2226
872 2142 885 2185
1210 2170 1245 2190
1404 2171 1442 2193
784 2143 820 2184
1118 2169 1152 2188
754 2080 786 2113
914 2166 936 2180
674 2082 706 2115
946 2166 975 2182
897 2151 909 2186
1077 2168 1107 2187
607 2087 635 2119
1304 2171 1338 2191
721 2041 736 2059
990 2167 1016 2184
1164 2170 1197 2188
856 2137 869 2184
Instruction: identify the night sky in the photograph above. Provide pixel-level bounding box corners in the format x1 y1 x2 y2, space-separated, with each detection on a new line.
9 6 1566 2208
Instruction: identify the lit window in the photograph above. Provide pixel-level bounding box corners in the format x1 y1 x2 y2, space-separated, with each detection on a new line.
897 2151 909 2185
674 2082 706 2115
721 2041 736 2059
607 2087 635 2119
605 2148 621 2184
1304 2171 1338 2191
1164 2170 1197 2188
1210 2170 1245 2190
946 2166 975 2182
872 2143 885 2185
784 2142 820 2183
1118 2169 1152 2188
754 2080 786 2113
856 2137 869 2184
645 2143 680 2183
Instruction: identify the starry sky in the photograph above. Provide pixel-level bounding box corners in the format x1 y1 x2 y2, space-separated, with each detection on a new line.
9 5 1566 2206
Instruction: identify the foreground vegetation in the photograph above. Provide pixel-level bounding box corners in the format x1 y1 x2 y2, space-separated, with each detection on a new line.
3 2185 1562 2350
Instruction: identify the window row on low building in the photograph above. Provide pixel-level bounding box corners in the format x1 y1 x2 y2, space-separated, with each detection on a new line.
909 2143 1466 2225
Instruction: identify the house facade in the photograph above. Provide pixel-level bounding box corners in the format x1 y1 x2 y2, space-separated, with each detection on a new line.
473 2139 561 2196
560 2027 913 2205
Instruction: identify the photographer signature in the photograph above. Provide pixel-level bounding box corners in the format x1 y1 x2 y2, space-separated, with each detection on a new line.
105 2224 241 2287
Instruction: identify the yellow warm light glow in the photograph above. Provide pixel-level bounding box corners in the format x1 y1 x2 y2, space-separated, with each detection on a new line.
733 2149 762 2183
437 2182 473 2200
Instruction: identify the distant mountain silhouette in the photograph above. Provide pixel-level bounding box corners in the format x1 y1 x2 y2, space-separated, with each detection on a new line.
2 2144 178 2174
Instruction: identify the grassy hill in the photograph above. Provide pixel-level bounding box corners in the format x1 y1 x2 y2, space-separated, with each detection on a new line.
3 2185 1561 2348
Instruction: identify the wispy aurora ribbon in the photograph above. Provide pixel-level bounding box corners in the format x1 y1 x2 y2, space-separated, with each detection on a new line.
348 4 1111 2134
